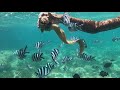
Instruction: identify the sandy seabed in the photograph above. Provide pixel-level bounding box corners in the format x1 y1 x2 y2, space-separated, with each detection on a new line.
0 43 120 78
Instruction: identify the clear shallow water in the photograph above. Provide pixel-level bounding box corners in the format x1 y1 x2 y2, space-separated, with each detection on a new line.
0 12 120 78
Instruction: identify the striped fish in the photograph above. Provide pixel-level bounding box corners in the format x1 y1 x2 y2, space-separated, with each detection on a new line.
51 49 59 64
62 56 73 64
35 41 51 50
14 45 29 60
35 67 48 78
32 51 44 61
79 53 95 61
45 63 55 71
112 37 120 42
35 41 45 49
35 63 54 78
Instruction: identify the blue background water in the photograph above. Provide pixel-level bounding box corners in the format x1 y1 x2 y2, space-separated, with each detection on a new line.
0 12 120 78
0 12 120 50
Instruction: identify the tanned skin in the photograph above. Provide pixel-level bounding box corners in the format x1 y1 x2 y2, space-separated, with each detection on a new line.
38 12 120 54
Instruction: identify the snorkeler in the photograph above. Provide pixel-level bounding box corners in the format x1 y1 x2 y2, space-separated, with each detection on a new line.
37 12 120 54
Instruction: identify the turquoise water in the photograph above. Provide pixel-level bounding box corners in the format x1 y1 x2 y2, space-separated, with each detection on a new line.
0 12 120 78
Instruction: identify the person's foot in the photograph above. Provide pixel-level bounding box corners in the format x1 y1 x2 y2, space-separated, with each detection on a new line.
77 39 85 54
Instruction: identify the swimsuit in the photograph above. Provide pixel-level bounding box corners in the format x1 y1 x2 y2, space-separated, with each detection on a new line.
61 12 84 32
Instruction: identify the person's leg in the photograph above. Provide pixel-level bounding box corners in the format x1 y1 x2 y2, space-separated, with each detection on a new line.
71 16 120 34
76 39 86 54
95 16 120 33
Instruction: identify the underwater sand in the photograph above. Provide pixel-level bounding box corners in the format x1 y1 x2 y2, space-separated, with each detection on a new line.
0 43 120 78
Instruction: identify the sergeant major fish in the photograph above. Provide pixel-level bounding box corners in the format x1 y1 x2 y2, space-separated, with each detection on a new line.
78 53 95 61
35 62 55 78
14 45 29 60
35 41 45 49
32 51 44 62
51 49 59 64
35 41 51 50
62 56 73 64
112 37 120 42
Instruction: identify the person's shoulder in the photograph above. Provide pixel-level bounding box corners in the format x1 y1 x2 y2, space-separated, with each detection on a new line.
51 24 60 29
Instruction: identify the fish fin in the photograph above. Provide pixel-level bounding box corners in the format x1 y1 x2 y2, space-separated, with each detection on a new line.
40 53 43 57
24 45 28 52
35 72 39 77
54 60 59 65
41 57 45 59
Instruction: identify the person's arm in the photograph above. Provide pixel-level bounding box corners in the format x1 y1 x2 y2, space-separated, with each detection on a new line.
48 13 63 20
51 24 76 44
51 24 85 54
